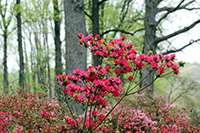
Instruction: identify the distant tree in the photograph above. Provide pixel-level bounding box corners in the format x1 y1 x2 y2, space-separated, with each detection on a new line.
22 0 54 94
163 75 200 104
53 0 62 75
155 73 200 125
16 0 24 89
0 0 14 91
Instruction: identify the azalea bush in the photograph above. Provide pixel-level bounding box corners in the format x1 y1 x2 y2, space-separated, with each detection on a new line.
0 88 74 132
0 89 199 132
1 34 199 132
56 33 186 132
123 90 200 132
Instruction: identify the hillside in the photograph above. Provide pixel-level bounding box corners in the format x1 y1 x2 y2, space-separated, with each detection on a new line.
180 62 200 83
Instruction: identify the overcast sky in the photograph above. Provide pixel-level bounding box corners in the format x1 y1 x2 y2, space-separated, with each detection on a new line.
164 7 200 64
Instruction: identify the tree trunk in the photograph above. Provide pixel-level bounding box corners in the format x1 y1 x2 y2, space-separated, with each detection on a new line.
53 0 62 76
64 0 87 115
44 23 52 98
16 0 24 89
1 0 13 93
47 42 52 98
100 1 105 32
141 0 158 94
3 32 8 91
24 40 31 92
92 0 102 66
28 30 37 92
64 0 87 75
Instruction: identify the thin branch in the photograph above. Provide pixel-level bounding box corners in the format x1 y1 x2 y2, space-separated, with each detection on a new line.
157 0 195 12
162 38 200 55
170 92 186 104
127 76 159 96
84 11 93 21
100 28 144 37
156 0 185 25
155 19 200 44
113 0 131 37
183 7 200 10
7 20 28 35
92 69 154 131
98 0 108 6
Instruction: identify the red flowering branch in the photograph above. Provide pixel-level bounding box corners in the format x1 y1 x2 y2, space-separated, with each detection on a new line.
56 33 185 132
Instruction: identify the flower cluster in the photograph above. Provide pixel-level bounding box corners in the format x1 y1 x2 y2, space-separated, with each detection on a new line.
77 33 183 76
57 65 122 107
0 89 73 132
89 92 200 132
98 103 158 132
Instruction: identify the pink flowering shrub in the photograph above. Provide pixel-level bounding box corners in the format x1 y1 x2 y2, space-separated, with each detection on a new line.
0 88 76 132
124 90 200 132
1 89 199 132
1 34 197 132
97 103 158 132
55 33 186 132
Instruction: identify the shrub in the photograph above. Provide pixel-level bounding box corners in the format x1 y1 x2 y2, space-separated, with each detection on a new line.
1 34 198 133
0 88 73 132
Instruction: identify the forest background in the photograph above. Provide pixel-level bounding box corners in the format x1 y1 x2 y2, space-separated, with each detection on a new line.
0 0 200 122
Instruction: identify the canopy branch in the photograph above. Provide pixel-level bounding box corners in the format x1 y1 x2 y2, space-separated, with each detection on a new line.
156 0 185 25
84 11 93 22
162 38 200 55
157 0 195 12
100 28 144 37
98 0 108 6
155 19 200 44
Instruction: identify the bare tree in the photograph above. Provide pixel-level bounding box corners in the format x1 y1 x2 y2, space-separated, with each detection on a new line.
164 75 199 104
0 0 14 91
141 0 200 92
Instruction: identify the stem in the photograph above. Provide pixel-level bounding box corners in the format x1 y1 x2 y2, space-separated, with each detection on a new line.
92 93 127 132
127 69 153 93
64 95 80 128
81 98 90 132
126 69 138 92
158 71 173 78
92 69 154 131
127 76 159 96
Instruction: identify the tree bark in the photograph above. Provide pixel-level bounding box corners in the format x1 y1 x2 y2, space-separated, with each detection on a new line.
64 0 87 115
92 0 102 66
53 0 62 76
141 0 158 93
16 0 24 89
24 39 30 91
30 41 37 93
47 41 52 98
3 32 8 91
64 0 87 75
43 22 52 98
